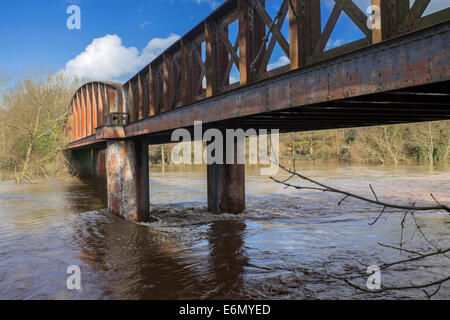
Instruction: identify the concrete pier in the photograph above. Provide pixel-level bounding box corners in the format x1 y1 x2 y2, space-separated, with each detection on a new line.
69 134 245 222
207 139 246 214
106 138 149 222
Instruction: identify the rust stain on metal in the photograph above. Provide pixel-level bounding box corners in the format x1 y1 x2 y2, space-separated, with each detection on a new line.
96 126 126 140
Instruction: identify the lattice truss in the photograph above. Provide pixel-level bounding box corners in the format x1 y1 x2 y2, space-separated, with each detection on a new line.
68 0 449 142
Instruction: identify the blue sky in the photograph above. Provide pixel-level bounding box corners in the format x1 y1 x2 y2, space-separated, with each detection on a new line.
0 0 223 78
0 0 446 83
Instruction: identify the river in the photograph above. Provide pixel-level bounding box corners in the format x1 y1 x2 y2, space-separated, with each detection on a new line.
0 164 449 300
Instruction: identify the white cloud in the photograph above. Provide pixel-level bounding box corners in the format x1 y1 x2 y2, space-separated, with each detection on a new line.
192 0 221 9
326 38 343 50
63 33 180 81
229 74 239 84
267 56 290 71
141 34 180 61
139 21 151 29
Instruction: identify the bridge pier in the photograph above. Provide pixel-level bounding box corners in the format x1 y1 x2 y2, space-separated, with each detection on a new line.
207 139 245 214
106 138 149 222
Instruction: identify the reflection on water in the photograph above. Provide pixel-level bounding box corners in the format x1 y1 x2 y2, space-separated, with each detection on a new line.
0 164 449 299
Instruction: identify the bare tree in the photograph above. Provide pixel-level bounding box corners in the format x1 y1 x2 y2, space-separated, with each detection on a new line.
349 125 404 165
444 136 450 162
0 70 77 182
408 121 450 167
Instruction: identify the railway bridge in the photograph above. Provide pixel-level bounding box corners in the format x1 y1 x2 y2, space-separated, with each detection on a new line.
64 0 450 222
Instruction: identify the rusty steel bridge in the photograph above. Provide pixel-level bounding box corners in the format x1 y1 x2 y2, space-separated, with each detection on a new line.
64 0 450 222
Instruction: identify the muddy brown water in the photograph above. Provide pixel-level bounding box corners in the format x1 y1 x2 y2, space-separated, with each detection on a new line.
0 164 449 300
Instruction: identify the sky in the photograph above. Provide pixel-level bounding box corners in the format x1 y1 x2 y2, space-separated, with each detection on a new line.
0 0 447 84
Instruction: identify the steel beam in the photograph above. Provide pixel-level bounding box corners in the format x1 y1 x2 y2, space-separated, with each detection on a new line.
119 22 449 141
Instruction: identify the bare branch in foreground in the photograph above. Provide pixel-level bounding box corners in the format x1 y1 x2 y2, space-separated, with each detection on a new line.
344 275 450 295
270 162 450 214
270 161 450 298
326 243 450 298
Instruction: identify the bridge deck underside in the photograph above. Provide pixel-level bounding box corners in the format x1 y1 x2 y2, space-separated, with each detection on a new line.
224 81 450 132
134 80 450 145
66 22 450 150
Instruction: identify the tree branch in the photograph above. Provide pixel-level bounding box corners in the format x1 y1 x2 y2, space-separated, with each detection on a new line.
270 162 450 213
344 275 450 294
270 161 450 298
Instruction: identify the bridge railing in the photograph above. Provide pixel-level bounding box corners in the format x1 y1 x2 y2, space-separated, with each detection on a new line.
68 0 450 144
